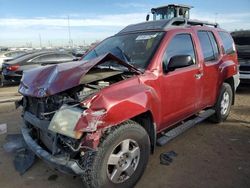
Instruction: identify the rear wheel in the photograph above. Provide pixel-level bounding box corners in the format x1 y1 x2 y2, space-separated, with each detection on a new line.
0 76 3 87
209 83 233 123
81 120 150 188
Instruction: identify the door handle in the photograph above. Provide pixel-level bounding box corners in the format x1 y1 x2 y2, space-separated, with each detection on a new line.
195 73 203 79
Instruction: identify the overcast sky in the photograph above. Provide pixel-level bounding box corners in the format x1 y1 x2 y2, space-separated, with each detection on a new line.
0 0 250 47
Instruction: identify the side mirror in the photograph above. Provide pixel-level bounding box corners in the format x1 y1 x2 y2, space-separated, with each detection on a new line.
167 55 194 71
146 14 150 21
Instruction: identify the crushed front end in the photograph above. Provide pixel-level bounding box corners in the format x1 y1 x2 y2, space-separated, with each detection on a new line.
18 67 132 175
19 87 101 175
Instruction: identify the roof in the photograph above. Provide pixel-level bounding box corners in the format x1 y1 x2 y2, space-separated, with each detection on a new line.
118 18 219 35
6 51 71 64
118 20 171 34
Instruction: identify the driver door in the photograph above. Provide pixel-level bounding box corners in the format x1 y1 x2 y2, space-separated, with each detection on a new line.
160 32 203 130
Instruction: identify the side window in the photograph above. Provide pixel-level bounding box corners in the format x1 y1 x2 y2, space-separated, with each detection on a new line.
198 31 219 62
163 34 196 67
31 55 45 63
208 32 219 58
218 31 235 54
56 54 73 61
32 54 56 63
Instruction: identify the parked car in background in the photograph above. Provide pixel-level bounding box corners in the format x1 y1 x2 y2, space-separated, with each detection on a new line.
1 51 75 86
0 51 28 71
231 30 250 84
72 48 87 59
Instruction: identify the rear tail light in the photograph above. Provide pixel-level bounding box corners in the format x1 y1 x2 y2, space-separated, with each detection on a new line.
6 65 20 71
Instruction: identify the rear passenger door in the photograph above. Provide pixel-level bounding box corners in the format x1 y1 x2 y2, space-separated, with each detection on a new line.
197 31 220 108
160 32 203 129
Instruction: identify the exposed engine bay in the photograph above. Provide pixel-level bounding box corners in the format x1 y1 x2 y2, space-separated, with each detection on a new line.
20 68 133 163
22 68 132 121
17 52 140 174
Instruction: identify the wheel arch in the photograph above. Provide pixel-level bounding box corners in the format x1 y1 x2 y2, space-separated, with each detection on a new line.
132 110 157 154
224 77 235 105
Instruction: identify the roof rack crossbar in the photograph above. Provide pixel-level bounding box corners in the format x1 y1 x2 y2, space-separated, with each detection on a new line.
187 19 219 28
164 17 219 28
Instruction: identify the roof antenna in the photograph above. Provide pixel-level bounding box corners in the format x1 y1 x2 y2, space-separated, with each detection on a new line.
67 15 73 48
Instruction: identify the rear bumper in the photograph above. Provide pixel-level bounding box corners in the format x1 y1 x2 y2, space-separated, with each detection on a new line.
239 71 250 84
1 73 21 84
21 125 85 175
240 72 250 79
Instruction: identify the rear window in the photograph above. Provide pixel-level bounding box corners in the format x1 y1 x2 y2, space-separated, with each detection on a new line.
198 31 219 62
219 32 235 55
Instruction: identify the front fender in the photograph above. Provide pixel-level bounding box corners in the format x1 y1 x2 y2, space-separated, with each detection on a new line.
75 77 161 132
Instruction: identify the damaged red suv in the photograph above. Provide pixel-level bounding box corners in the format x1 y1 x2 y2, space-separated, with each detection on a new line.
18 18 239 188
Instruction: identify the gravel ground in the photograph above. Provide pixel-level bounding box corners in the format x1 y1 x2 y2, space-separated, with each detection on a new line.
0 85 249 188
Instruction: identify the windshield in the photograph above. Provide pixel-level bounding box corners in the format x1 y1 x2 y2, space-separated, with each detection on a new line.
83 32 164 70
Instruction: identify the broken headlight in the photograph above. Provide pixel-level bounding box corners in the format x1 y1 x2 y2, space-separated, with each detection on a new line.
48 105 83 139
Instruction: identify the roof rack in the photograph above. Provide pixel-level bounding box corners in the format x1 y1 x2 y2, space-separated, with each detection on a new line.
165 17 219 28
118 17 219 34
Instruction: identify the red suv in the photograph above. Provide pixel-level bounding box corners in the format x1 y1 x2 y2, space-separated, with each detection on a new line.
18 18 239 188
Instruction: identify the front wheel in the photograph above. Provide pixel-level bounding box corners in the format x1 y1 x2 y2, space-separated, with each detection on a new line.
209 83 233 123
81 120 150 188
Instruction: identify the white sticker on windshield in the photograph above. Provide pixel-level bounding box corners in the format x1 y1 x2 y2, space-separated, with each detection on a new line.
136 33 158 40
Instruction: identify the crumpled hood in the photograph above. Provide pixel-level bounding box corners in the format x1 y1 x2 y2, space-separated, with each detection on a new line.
19 53 138 97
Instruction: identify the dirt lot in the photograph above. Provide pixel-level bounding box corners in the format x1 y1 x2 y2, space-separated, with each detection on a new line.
0 85 249 188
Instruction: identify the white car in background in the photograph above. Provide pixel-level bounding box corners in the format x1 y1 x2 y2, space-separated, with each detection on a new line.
0 51 27 71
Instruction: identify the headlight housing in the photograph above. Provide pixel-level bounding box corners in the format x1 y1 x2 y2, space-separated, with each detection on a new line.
48 105 83 139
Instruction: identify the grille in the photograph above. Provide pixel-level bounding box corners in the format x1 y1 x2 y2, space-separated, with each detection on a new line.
24 96 62 120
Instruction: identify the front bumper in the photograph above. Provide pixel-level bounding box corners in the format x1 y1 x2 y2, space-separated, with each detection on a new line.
239 71 250 84
1 73 21 84
21 124 85 175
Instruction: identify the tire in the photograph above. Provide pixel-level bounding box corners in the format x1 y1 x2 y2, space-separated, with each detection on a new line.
209 83 233 123
0 77 4 87
81 120 150 188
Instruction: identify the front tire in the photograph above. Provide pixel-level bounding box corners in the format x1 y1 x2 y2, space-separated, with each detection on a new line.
209 83 233 123
81 120 150 188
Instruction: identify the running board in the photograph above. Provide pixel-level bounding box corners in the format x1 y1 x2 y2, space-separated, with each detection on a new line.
157 109 215 146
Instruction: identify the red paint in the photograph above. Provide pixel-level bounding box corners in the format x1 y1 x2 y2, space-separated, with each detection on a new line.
20 25 238 149
75 26 238 137
19 53 140 97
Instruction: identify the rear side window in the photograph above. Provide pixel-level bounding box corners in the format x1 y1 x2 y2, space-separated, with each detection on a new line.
198 31 219 62
163 33 196 66
218 32 235 54
32 54 73 63
208 32 219 58
56 54 73 61
32 54 55 63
